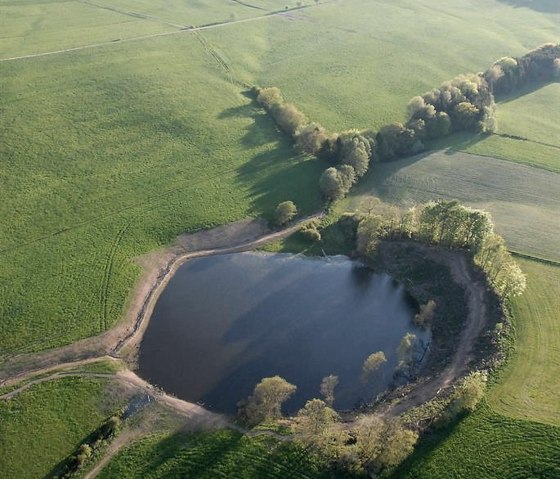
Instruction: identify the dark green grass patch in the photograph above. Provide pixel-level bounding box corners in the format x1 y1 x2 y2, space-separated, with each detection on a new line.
97 429 352 479
389 404 560 479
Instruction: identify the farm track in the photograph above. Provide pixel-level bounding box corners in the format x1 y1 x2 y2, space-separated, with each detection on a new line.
377 243 489 416
0 4 325 63
101 224 130 331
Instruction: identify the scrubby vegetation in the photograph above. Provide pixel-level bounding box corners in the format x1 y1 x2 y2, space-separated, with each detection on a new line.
0 377 123 479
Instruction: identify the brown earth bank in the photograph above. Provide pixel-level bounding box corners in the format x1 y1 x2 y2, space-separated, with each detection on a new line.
373 241 500 416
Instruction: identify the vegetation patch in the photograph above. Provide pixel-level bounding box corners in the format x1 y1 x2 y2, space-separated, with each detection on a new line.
390 404 560 479
0 377 124 479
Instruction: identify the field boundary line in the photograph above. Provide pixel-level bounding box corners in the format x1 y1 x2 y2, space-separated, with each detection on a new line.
0 3 331 63
510 250 560 267
79 0 186 29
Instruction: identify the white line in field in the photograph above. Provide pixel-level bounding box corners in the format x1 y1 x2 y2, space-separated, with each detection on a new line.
0 10 299 63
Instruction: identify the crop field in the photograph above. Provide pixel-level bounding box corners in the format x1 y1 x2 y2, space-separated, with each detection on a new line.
340 150 560 261
97 429 347 479
488 259 560 426
0 376 122 479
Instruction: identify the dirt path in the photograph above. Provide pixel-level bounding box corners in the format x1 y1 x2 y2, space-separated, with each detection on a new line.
382 244 488 415
83 428 142 479
0 5 322 63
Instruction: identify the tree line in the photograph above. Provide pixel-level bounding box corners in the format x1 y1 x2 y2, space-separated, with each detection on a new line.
254 43 559 202
355 199 526 302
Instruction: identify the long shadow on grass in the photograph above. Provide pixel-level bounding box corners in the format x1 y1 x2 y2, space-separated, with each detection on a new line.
226 97 325 219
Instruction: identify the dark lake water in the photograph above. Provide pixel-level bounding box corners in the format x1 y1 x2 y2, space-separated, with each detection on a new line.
137 253 428 414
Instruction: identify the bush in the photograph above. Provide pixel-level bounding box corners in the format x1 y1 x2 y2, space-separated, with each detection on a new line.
274 201 297 226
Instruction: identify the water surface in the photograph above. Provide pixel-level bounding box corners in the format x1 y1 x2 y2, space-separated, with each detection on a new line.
138 253 427 413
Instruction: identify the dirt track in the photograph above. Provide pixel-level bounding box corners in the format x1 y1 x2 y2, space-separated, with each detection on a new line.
382 244 488 415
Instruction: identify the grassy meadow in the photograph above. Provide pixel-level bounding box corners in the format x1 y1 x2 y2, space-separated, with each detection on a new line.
0 32 324 354
203 0 560 132
458 82 560 172
391 404 560 479
0 376 124 479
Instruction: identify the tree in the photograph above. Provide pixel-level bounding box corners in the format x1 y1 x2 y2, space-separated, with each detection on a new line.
356 215 386 254
361 351 387 383
274 201 297 226
319 375 339 407
240 376 297 426
319 166 347 200
293 399 339 447
354 415 418 473
295 122 328 155
445 371 487 422
300 221 321 242
396 333 418 377
414 300 436 327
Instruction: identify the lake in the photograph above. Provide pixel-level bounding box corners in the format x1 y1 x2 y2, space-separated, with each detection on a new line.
137 252 428 414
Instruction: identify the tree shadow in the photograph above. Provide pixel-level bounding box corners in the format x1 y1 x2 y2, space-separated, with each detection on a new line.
495 0 560 13
494 79 557 104
216 88 325 218
384 414 468 479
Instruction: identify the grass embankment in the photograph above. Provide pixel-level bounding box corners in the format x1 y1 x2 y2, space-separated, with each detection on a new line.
0 376 124 479
488 259 560 426
390 403 560 479
97 429 352 479
0 33 323 355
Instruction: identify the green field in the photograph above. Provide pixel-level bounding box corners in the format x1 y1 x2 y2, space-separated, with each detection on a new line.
203 0 560 132
97 430 348 479
0 376 123 479
488 259 560 426
0 32 324 354
340 150 560 261
456 82 560 172
392 404 560 479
